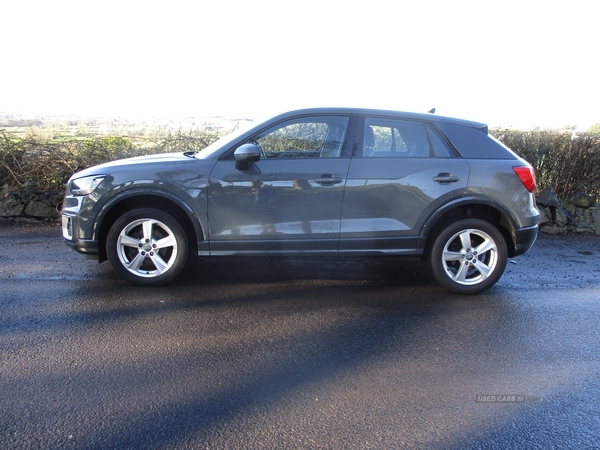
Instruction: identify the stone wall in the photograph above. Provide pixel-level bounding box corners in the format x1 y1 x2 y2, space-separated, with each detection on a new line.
1 183 598 233
537 190 599 235
1 182 63 223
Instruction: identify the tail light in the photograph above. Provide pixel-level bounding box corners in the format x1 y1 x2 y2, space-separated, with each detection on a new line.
513 166 536 193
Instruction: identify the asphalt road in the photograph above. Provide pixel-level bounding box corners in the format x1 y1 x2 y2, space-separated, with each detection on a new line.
1 222 600 449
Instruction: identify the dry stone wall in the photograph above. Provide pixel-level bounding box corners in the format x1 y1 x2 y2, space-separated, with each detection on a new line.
1 182 63 223
537 190 599 235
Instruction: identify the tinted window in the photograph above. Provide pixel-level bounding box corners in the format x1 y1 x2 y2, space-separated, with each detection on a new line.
426 123 454 157
436 122 517 159
363 118 452 158
256 116 349 158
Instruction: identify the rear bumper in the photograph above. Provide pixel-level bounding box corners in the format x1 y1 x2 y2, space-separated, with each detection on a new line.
514 224 538 256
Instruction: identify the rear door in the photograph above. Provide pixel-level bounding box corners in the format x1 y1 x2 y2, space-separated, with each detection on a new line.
208 115 353 255
340 116 470 255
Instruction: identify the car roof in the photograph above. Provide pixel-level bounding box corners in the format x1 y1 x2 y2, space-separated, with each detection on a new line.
270 107 488 132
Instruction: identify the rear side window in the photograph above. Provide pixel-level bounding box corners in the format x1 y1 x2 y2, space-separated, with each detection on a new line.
363 118 453 158
436 122 517 159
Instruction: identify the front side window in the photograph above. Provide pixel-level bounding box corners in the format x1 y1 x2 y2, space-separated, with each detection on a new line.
363 118 453 158
255 116 349 158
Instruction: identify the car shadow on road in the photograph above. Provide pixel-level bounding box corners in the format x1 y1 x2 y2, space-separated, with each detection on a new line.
178 255 436 287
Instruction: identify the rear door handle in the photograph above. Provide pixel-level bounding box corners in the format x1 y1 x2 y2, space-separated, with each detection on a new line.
315 175 342 186
433 173 460 184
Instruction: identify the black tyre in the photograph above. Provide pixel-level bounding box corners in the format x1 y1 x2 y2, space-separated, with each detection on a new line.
429 219 508 294
107 208 188 286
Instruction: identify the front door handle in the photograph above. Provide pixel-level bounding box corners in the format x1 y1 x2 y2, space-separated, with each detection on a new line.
433 173 460 184
315 175 342 186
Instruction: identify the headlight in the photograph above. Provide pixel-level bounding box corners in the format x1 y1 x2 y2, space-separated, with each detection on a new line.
70 175 106 196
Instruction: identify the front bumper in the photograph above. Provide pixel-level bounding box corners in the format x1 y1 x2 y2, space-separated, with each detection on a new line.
62 215 99 258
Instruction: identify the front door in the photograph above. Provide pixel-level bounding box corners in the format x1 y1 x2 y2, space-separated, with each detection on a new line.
208 115 352 255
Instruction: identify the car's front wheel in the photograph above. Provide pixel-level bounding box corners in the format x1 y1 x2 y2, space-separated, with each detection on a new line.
429 219 507 294
107 208 188 286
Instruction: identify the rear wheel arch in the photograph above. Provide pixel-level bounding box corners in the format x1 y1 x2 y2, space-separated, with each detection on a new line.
96 194 202 263
421 202 517 259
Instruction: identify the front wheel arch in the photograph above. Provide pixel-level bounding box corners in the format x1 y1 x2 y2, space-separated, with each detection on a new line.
97 194 201 263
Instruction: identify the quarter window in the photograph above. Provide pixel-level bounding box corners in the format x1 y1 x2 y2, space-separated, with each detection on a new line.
363 118 452 158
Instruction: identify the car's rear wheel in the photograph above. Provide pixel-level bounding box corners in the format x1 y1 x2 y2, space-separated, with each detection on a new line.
107 208 188 286
429 219 507 294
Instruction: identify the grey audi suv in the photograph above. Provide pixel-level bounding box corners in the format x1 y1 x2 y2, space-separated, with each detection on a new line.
62 108 539 294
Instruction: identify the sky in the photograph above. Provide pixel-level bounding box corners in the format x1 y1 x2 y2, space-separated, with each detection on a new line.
2 0 598 129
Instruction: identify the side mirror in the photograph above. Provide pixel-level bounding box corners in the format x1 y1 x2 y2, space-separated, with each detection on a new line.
234 143 261 170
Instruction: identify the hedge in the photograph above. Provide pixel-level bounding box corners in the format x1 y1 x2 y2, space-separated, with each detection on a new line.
491 129 600 201
2 128 599 203
0 130 219 192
